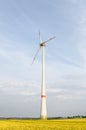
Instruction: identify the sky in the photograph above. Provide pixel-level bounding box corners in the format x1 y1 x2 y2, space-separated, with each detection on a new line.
0 0 86 118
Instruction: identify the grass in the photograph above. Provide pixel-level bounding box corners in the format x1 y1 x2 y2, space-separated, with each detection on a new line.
0 118 86 130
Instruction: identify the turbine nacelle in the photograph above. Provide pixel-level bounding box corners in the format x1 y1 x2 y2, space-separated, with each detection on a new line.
40 43 46 47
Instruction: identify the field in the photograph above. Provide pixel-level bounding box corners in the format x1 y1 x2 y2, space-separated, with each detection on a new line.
0 119 86 130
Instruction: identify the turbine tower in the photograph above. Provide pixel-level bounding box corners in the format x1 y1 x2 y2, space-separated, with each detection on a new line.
32 32 56 119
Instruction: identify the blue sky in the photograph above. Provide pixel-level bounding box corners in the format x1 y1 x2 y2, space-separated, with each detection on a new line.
0 0 86 117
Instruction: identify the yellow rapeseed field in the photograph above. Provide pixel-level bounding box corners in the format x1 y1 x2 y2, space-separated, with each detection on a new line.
0 119 86 130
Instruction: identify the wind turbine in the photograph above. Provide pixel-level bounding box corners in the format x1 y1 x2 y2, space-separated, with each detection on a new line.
32 32 56 119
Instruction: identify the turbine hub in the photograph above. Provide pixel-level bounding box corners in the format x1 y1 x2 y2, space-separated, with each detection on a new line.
40 43 46 47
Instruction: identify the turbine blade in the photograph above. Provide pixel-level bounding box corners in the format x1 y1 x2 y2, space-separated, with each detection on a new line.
31 46 41 64
39 31 43 43
43 36 56 44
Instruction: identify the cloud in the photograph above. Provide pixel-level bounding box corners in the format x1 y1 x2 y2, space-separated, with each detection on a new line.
0 79 40 97
56 88 86 101
47 88 63 93
21 91 35 96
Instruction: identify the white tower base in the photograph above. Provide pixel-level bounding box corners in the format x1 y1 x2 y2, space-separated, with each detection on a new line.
40 95 47 119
